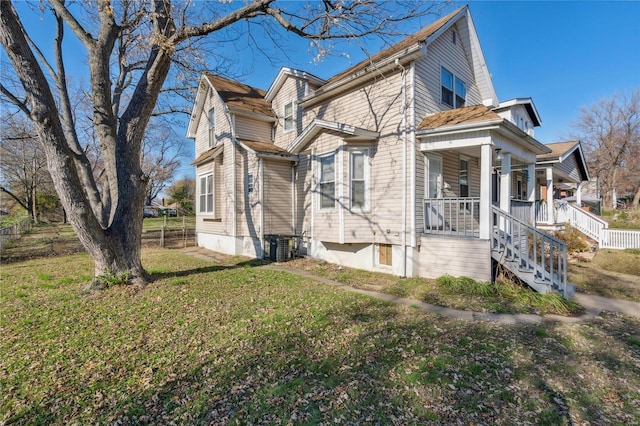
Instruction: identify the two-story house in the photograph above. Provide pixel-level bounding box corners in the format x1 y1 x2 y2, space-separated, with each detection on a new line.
187 6 574 296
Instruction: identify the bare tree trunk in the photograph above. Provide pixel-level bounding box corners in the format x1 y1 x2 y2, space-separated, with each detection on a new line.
633 187 640 208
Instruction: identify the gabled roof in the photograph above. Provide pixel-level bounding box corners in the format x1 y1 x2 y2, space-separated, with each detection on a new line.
494 98 542 127
324 7 463 85
287 119 379 154
186 73 274 138
418 104 501 129
265 67 326 101
536 141 580 162
306 6 497 108
204 74 273 117
537 141 590 181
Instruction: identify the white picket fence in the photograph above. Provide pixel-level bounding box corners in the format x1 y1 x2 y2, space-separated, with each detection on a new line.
600 228 640 249
536 200 640 249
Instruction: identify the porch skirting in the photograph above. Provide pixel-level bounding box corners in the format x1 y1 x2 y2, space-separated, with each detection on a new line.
419 236 491 282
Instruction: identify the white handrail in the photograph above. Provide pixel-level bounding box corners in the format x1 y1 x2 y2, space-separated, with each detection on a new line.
492 206 568 296
566 203 608 243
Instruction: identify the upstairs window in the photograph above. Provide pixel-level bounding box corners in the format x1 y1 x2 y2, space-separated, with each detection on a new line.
283 101 295 132
319 154 335 209
208 107 215 148
441 67 466 108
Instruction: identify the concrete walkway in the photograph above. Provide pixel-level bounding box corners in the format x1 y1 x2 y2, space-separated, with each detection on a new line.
181 247 640 324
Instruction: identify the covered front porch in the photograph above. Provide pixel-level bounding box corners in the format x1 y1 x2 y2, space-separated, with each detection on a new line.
420 132 540 239
534 141 590 227
416 105 573 296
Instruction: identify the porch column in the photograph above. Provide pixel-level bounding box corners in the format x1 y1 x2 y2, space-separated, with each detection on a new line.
527 162 536 223
499 153 512 213
479 144 492 239
546 166 554 224
576 182 582 207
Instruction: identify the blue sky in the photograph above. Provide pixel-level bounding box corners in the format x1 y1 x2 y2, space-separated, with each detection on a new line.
234 1 640 145
6 1 640 180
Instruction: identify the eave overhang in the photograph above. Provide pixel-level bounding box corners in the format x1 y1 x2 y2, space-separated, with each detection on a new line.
287 119 380 154
265 67 326 102
191 144 224 166
418 118 551 156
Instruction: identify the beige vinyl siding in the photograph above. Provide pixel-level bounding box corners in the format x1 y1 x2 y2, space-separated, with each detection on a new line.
194 88 227 156
306 133 341 243
299 72 407 245
193 86 236 237
419 236 491 281
272 77 307 148
263 160 294 235
235 115 272 142
195 152 230 235
237 149 262 239
294 153 312 237
413 21 483 121
438 151 481 198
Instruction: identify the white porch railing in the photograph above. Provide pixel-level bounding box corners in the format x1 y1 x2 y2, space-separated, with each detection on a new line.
535 201 550 224
492 206 569 296
423 197 480 238
566 203 608 242
601 229 640 249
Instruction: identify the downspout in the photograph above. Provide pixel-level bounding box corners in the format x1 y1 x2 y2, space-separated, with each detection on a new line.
396 59 408 278
230 114 237 239
410 62 417 257
222 105 237 241
259 157 264 257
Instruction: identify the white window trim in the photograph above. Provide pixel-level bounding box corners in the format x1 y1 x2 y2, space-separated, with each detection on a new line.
440 66 466 108
247 172 254 194
283 100 295 133
317 152 336 211
208 107 216 148
198 172 215 216
425 153 443 199
348 147 370 211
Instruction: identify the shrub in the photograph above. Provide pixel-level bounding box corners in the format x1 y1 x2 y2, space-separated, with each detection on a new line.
554 223 590 253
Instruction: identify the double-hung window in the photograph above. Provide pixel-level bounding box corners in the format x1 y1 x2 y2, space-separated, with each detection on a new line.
208 107 215 148
283 101 295 132
199 173 214 214
350 148 369 210
441 67 466 108
319 154 335 209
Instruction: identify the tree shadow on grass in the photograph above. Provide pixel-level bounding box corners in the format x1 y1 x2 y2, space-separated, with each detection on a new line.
148 258 272 281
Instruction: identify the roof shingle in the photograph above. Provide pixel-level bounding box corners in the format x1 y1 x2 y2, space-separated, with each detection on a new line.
323 7 464 86
537 141 579 162
204 74 273 117
418 104 500 130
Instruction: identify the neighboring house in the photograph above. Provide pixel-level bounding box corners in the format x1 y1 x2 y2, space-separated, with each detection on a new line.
534 141 591 225
187 6 576 296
